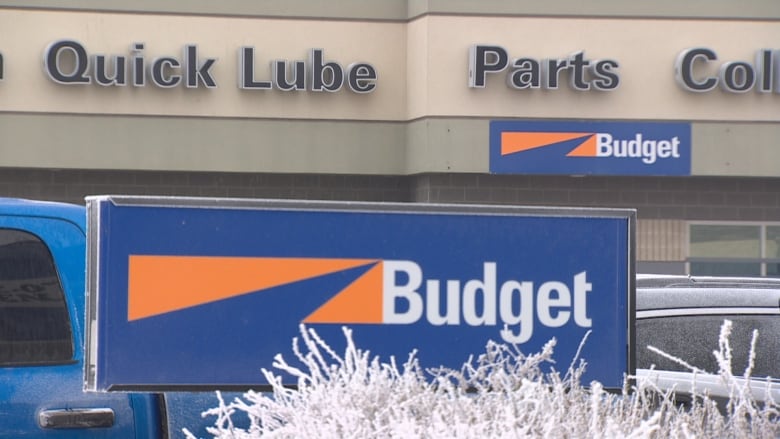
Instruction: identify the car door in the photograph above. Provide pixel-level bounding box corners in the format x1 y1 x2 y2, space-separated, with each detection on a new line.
0 214 145 437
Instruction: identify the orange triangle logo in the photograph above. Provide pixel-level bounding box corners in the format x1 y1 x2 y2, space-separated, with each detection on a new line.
303 261 383 324
501 132 593 156
127 255 377 321
565 134 597 157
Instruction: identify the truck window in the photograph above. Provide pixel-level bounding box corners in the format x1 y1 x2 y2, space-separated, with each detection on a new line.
0 229 73 365
637 315 780 380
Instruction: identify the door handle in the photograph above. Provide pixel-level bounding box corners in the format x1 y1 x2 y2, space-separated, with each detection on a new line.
38 408 115 429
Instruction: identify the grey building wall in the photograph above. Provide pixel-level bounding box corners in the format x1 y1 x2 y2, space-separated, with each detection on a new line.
0 169 411 205
2 115 779 178
0 168 775 275
413 174 780 222
2 168 777 224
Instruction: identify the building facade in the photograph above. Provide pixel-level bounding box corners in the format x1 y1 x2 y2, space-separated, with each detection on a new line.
0 0 779 275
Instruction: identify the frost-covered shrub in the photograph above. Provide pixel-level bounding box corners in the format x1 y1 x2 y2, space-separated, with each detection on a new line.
186 322 779 438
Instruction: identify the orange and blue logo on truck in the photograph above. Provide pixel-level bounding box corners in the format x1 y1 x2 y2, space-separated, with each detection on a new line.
127 255 594 345
490 120 691 176
128 255 384 323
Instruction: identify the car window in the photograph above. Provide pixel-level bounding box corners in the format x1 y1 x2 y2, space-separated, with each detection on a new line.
637 315 780 380
0 229 73 365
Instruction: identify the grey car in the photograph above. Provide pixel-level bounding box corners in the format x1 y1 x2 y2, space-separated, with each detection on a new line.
635 274 780 406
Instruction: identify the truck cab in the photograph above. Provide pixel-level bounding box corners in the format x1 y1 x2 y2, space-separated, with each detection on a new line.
0 198 165 437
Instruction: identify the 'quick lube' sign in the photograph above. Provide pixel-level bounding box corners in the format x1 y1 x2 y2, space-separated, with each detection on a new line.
42 40 377 93
84 196 635 392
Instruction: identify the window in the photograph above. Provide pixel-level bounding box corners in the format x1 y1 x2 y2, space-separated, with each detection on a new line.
0 229 73 365
689 223 780 277
637 315 780 379
767 226 780 276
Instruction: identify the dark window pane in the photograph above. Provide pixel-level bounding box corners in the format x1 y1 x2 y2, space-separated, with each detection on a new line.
689 262 761 277
637 315 780 379
767 226 780 259
690 225 760 258
0 229 73 365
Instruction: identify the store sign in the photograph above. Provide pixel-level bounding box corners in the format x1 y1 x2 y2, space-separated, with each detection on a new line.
468 45 620 91
41 40 377 93
85 196 635 392
490 120 691 176
469 44 780 96
675 47 779 93
0 40 771 97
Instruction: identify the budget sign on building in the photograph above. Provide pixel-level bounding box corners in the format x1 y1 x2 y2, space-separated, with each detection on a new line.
85 196 635 392
490 120 692 176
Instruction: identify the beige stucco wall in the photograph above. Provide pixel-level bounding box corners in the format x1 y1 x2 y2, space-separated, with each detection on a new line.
637 219 687 262
3 0 778 21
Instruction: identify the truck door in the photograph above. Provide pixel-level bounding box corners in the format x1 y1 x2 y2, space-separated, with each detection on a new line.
0 215 157 438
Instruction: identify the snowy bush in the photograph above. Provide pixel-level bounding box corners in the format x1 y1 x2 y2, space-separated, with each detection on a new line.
185 322 779 438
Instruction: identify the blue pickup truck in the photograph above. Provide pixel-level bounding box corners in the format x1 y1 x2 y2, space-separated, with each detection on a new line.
0 198 219 437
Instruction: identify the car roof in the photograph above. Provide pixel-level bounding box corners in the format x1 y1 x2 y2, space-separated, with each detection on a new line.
636 274 780 311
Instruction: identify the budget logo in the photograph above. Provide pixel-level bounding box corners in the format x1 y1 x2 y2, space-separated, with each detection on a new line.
127 255 593 344
490 120 691 176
